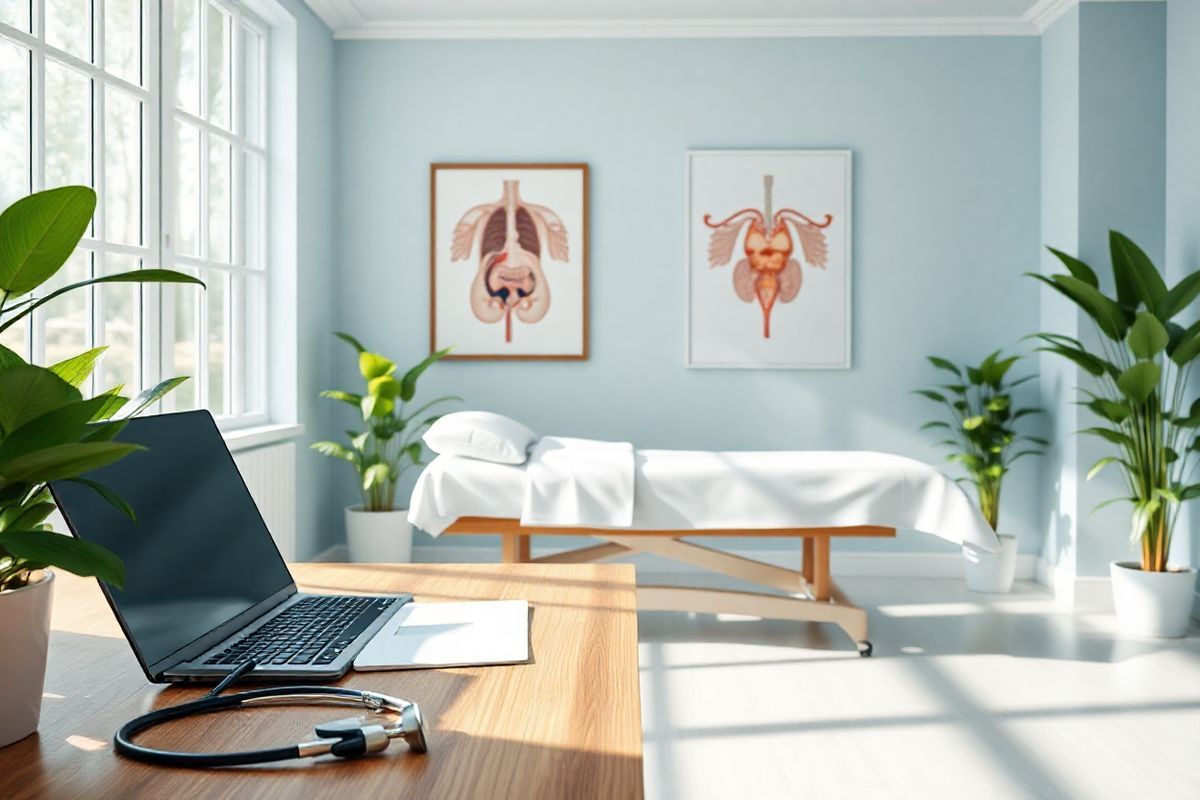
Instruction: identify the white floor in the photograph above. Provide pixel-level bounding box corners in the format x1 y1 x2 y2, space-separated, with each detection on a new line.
637 577 1200 800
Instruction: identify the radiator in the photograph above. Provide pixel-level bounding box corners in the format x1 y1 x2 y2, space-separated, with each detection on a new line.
233 442 298 560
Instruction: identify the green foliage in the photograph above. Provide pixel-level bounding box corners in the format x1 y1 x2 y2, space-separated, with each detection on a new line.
0 187 202 592
313 333 457 512
1030 230 1200 572
914 350 1044 531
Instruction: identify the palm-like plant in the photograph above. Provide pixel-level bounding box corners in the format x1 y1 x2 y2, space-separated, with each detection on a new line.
312 334 456 512
1029 231 1200 573
0 186 203 591
915 351 1046 531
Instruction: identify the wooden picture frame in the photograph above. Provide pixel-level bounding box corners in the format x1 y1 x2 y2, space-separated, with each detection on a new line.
430 163 590 360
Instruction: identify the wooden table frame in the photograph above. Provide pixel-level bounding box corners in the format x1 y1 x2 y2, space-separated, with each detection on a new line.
444 517 896 656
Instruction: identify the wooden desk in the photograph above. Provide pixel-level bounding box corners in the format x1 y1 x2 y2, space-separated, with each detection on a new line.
1 563 643 800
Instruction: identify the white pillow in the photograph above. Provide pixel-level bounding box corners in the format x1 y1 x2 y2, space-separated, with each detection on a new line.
423 411 538 465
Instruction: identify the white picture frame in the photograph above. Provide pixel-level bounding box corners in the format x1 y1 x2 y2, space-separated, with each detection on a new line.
684 149 852 369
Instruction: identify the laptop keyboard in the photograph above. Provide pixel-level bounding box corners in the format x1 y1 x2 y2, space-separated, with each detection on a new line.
204 595 397 668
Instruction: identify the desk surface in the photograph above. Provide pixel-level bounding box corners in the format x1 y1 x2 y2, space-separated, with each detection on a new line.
2 563 643 800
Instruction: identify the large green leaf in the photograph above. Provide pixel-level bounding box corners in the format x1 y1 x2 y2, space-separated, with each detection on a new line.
0 441 143 485
48 346 107 387
115 377 188 419
1116 361 1160 405
0 364 80 434
0 343 24 369
1027 273 1126 340
360 394 394 419
399 348 451 402
1170 321 1200 366
359 352 396 381
1109 231 1167 312
1035 344 1113 377
1160 272 1200 320
1080 426 1134 448
1046 247 1099 287
0 530 124 587
311 440 356 463
0 186 96 295
319 389 362 407
0 269 205 334
361 462 391 491
1127 311 1169 359
65 477 136 522
926 356 961 376
912 389 947 403
0 395 113 462
334 331 367 353
368 375 401 399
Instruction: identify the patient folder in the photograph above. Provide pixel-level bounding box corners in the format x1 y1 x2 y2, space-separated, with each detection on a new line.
353 600 530 670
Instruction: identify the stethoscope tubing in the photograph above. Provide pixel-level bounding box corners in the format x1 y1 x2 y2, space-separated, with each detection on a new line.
115 685 398 768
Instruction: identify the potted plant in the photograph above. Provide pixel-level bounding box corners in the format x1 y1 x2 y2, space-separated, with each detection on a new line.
915 351 1046 592
314 333 456 563
1031 232 1200 636
0 186 201 746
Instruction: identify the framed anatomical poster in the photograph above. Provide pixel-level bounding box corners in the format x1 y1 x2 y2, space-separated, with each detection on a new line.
431 163 589 360
685 150 851 369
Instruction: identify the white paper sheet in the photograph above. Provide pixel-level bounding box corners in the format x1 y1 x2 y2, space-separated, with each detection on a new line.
353 600 530 671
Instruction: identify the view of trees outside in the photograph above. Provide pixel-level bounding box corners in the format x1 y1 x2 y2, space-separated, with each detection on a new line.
1 0 266 422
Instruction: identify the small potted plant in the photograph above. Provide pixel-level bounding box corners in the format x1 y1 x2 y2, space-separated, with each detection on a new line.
915 351 1046 592
1031 232 1200 637
0 186 201 746
314 334 455 563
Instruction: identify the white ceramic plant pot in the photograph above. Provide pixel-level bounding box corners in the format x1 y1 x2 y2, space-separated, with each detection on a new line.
963 534 1018 593
345 507 413 564
1110 561 1197 638
0 571 54 748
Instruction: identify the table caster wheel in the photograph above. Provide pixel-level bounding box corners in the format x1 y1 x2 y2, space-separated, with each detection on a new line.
857 641 873 658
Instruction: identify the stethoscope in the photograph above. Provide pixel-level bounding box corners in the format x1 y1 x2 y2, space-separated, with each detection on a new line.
114 662 428 768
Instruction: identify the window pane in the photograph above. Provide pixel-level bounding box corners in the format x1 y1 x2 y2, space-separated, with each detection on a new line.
171 274 198 409
240 25 263 144
45 0 92 62
99 254 139 391
206 2 230 129
0 39 31 211
173 119 200 256
41 248 91 368
105 0 142 85
206 269 227 415
241 150 263 268
0 0 31 33
104 87 141 245
207 136 230 261
44 60 92 189
0 312 29 359
172 0 199 114
241 273 265 414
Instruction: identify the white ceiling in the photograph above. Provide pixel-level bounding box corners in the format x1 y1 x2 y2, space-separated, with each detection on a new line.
304 1 1127 39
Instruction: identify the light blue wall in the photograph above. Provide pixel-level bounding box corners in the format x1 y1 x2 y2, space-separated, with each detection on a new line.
331 37 1043 556
274 0 339 558
1038 6 1081 584
1036 2 1167 581
1167 0 1200 572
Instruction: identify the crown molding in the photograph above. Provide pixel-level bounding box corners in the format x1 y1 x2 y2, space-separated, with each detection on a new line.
329 17 1039 40
304 1 1165 40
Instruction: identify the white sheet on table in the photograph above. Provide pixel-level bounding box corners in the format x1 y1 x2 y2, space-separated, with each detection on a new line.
408 445 1000 552
520 436 634 528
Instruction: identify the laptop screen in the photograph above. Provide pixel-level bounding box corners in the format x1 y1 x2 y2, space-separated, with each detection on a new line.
52 411 294 670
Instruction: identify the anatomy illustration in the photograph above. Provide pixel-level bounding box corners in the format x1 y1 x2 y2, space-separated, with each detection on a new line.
450 180 568 343
703 175 832 338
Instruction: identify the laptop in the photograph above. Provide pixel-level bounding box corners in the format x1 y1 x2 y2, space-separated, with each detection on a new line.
50 410 409 683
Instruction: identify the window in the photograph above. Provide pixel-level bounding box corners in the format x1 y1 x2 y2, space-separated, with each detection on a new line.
0 0 270 429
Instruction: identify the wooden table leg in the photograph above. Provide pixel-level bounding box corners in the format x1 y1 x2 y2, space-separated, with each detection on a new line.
501 533 531 563
812 536 831 601
802 537 815 585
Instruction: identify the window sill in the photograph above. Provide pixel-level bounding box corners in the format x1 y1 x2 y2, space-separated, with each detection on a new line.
222 422 306 452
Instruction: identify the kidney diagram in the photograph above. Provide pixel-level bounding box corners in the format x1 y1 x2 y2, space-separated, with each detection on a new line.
450 180 569 344
703 175 832 339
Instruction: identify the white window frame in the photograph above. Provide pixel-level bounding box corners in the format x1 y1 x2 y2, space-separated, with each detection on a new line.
160 0 270 430
0 0 274 433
